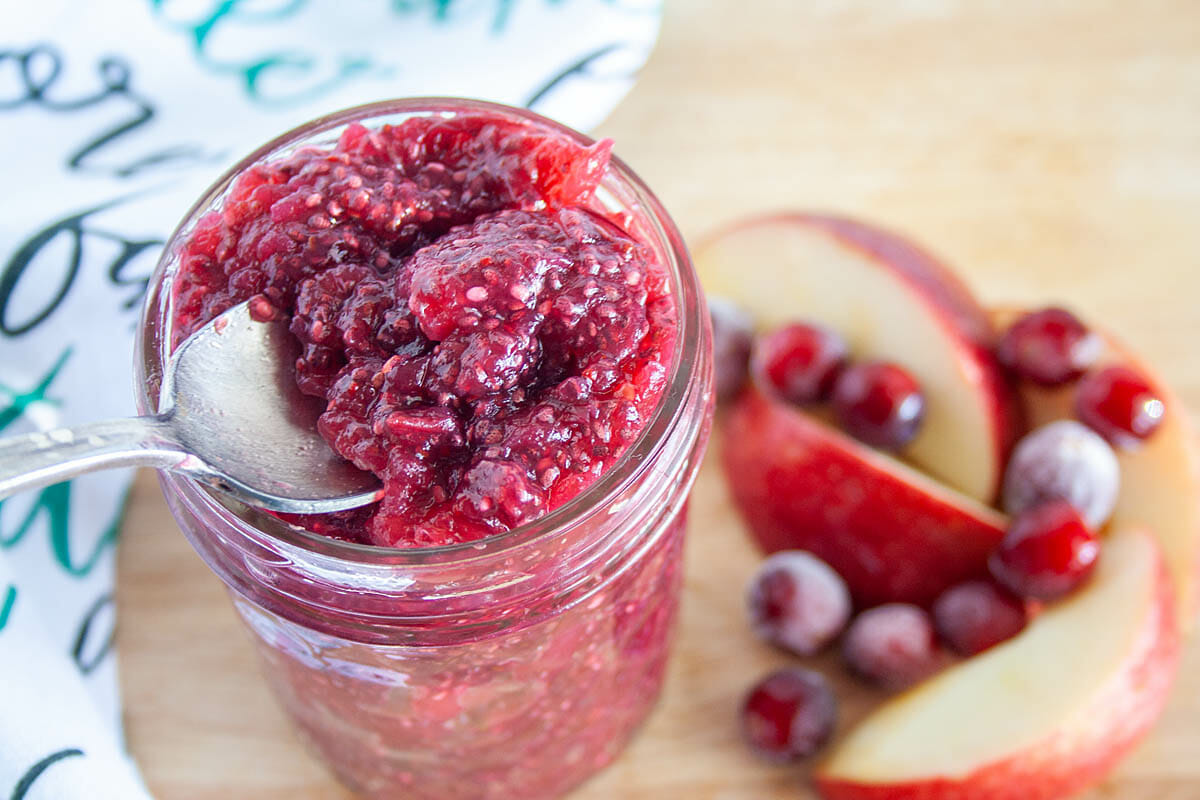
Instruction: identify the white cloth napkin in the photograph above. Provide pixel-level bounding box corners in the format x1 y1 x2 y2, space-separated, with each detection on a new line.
0 2 660 795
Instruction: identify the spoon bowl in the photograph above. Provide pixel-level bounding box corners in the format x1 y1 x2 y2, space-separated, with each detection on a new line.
0 300 382 513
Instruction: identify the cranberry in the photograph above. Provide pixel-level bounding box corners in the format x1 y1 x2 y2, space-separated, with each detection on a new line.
741 668 837 761
746 550 851 656
842 604 943 690
750 322 848 406
832 362 925 450
932 580 1029 656
989 500 1101 601
1001 420 1120 529
996 307 1102 387
1076 365 1165 449
708 297 754 402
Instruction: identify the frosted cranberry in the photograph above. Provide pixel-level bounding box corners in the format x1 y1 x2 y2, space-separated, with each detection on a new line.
708 297 755 402
990 500 1100 601
1076 365 1165 449
740 668 837 761
751 322 848 405
746 551 851 656
842 604 942 690
832 362 925 450
997 307 1102 387
1002 420 1120 529
932 580 1029 656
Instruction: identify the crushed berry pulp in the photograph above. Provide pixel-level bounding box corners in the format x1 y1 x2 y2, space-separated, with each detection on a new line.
171 113 676 547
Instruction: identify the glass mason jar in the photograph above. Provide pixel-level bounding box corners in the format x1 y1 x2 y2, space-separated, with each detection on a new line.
134 99 713 799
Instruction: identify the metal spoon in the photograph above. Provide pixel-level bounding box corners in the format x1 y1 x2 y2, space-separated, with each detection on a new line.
0 300 382 513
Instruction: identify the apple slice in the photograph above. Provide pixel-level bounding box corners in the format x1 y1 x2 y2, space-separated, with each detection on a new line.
724 385 1007 607
817 526 1180 800
695 214 1021 503
993 308 1200 631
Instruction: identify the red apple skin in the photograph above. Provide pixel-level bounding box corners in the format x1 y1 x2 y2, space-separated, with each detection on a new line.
701 213 1026 502
724 385 1008 607
815 537 1180 800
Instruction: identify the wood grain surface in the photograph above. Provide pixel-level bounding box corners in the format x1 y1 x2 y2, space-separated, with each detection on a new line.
117 1 1200 797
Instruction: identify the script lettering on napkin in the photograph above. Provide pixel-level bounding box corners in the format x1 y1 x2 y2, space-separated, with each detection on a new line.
0 44 213 178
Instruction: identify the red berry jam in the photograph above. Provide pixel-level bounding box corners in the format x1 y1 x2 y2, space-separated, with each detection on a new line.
996 307 1102 387
146 102 711 800
832 361 926 451
989 499 1101 601
741 668 838 761
932 580 1029 656
171 114 675 547
842 603 943 690
1076 365 1165 449
751 322 848 405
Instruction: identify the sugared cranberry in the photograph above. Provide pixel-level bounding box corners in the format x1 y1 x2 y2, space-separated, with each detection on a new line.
746 550 851 656
842 604 943 690
932 580 1029 656
708 297 755 402
751 322 848 405
832 362 925 450
989 500 1100 601
741 668 837 762
1002 420 1120 529
996 307 1102 387
1076 365 1165 449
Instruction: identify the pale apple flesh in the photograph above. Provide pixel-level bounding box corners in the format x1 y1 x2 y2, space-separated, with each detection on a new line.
695 214 1022 504
724 385 1008 607
817 526 1180 800
992 309 1200 632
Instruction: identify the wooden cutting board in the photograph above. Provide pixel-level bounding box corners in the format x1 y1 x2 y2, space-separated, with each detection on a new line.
117 1 1200 797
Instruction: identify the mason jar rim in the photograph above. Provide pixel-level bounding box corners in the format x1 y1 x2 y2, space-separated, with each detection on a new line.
135 96 706 569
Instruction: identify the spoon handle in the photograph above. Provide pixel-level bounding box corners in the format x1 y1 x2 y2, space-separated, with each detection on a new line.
0 416 186 499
